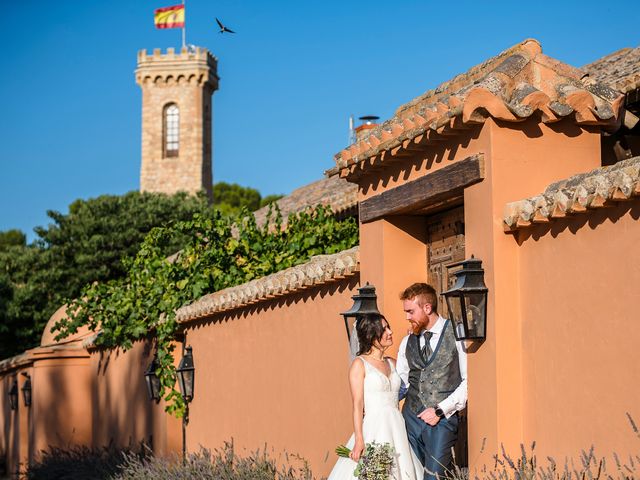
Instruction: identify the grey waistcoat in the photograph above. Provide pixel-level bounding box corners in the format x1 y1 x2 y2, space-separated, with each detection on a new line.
405 319 462 415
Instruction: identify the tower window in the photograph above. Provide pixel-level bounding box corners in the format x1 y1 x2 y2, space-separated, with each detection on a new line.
164 103 179 157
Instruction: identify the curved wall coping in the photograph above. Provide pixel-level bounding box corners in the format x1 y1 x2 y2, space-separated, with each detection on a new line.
503 156 640 231
176 246 359 323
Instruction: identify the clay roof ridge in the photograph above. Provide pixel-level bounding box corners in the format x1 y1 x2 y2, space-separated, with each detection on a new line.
176 246 360 322
252 176 357 227
333 39 625 177
503 157 640 230
581 45 640 94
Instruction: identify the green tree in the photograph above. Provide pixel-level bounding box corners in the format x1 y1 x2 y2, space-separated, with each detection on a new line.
213 182 261 215
259 194 284 208
0 229 26 250
213 182 283 216
0 191 212 358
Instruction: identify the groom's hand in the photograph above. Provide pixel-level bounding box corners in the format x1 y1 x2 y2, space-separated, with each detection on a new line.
418 407 440 426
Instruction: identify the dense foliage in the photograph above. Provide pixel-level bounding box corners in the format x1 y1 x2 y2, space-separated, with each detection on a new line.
53 205 358 416
0 229 26 250
0 191 211 357
213 181 283 216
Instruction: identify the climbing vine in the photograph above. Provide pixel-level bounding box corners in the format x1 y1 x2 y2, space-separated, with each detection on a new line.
52 206 358 416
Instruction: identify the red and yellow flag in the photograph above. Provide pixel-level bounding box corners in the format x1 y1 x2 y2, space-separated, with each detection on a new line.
154 5 185 29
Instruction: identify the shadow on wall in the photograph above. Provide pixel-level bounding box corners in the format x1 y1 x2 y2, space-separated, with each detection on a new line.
92 341 156 451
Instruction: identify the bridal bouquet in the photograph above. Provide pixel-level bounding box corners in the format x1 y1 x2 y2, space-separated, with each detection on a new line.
335 441 395 480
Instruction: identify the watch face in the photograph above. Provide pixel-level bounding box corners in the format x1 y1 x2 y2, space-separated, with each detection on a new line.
435 407 444 417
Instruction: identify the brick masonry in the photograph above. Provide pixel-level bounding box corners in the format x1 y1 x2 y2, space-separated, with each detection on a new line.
136 47 218 199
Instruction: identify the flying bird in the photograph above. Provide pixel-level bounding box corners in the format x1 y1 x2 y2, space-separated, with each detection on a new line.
215 18 236 34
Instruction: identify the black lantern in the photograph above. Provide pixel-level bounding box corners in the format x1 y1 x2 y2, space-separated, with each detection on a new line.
8 379 18 411
443 256 488 340
144 356 162 403
341 283 381 343
176 345 195 403
21 373 32 407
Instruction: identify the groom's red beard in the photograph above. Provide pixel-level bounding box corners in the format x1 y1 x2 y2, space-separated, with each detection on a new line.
408 322 422 335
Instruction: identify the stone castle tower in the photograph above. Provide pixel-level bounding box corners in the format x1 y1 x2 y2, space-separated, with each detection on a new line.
135 47 218 199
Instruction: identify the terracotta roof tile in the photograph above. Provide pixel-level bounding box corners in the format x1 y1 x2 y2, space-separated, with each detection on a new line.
582 46 640 94
332 39 625 179
503 156 640 231
176 246 360 322
252 176 358 226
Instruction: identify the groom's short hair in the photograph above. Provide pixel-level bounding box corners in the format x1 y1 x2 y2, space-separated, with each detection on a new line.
400 283 438 312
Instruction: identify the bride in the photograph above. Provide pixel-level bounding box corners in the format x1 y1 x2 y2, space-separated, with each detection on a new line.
328 312 424 480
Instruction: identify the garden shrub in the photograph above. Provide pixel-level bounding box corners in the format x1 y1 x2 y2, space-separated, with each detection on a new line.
114 441 314 480
25 444 146 480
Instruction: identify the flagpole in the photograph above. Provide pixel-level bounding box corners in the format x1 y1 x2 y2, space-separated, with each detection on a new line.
181 0 186 48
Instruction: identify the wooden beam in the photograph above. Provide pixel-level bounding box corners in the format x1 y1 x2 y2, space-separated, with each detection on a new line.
359 153 485 223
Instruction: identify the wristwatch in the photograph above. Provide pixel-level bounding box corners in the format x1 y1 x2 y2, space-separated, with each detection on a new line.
434 406 445 418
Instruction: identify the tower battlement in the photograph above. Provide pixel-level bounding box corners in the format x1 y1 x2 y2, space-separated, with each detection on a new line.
136 46 218 88
136 45 218 199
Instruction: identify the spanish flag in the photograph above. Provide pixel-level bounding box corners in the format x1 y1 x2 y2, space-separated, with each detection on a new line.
154 4 185 29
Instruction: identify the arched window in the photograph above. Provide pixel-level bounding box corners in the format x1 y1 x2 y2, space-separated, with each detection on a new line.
164 103 179 157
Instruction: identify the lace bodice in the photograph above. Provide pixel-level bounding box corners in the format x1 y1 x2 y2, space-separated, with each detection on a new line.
359 357 400 413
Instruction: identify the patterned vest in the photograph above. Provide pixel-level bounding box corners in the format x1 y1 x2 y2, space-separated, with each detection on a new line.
405 319 462 415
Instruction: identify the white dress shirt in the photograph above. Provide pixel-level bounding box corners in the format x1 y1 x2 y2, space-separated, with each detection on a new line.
396 315 467 418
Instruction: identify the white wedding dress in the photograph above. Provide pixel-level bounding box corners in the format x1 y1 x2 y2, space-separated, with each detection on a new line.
327 357 424 480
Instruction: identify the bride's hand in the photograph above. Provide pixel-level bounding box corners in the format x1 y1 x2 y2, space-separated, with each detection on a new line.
350 438 365 462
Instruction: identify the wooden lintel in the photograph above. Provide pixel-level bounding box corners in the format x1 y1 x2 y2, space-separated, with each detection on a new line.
359 153 485 223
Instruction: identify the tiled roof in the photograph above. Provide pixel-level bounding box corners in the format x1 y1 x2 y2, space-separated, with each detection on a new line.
333 39 624 178
252 176 357 226
503 156 640 231
582 46 640 94
176 246 359 322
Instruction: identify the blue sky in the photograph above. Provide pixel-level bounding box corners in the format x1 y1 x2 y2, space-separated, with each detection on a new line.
1 1 638 241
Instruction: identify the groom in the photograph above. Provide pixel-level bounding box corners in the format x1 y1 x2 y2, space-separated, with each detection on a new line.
396 283 467 480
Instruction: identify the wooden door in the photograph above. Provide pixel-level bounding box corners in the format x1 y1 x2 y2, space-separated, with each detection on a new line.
426 206 465 317
426 205 468 468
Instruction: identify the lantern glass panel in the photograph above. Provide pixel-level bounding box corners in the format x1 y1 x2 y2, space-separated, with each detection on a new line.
21 379 31 407
177 370 194 402
8 382 18 411
145 370 161 402
465 292 486 339
445 294 466 340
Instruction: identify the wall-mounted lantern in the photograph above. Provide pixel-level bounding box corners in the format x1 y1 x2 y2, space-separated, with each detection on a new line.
8 379 18 411
443 256 488 341
144 356 161 403
176 345 195 403
21 373 32 407
341 283 381 357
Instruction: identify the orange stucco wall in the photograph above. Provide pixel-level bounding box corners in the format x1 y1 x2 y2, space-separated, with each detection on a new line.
516 201 640 459
89 341 180 455
182 278 359 478
31 356 93 456
464 119 603 466
358 126 493 353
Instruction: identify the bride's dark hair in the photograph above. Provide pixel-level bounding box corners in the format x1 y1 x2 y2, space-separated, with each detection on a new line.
356 313 387 356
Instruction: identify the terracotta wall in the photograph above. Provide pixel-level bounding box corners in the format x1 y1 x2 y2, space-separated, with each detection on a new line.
0 374 16 477
463 119 603 467
516 200 640 460
181 277 359 478
358 125 493 353
89 341 180 455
